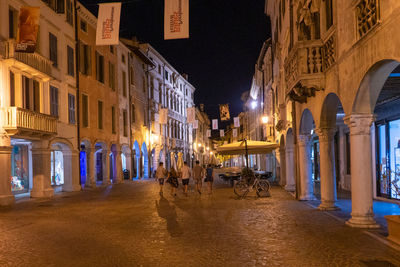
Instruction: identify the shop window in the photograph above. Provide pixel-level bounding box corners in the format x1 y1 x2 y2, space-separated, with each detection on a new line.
68 94 75 124
11 144 29 194
378 124 388 196
50 86 59 117
49 33 58 67
82 94 89 127
388 120 400 199
51 150 64 185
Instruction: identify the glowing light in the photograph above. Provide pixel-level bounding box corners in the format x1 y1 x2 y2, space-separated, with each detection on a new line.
261 116 269 124
210 151 213 155
251 101 257 110
206 147 210 151
198 143 201 147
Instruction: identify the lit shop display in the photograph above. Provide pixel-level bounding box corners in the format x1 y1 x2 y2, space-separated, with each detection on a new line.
11 145 29 194
51 150 64 186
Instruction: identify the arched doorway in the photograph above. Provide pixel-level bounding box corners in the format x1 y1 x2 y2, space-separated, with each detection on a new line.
278 134 286 187
141 142 149 178
298 109 317 200
133 141 140 179
94 142 107 184
80 140 91 187
109 144 117 183
121 145 131 179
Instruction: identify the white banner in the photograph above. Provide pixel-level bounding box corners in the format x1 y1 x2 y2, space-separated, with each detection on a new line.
220 130 224 137
193 120 199 129
234 117 240 128
96 2 122 45
233 128 237 138
206 129 211 138
164 0 189 40
212 119 218 130
187 107 196 123
159 108 168 124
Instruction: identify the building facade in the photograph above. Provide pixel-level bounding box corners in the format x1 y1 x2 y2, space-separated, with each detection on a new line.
265 0 400 228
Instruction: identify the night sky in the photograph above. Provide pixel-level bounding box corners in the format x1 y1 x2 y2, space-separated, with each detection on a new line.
80 0 270 119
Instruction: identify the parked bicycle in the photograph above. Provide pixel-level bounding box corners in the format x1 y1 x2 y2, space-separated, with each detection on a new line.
234 174 271 198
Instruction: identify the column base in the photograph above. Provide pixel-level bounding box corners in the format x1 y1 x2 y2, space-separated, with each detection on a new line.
63 184 82 192
30 188 54 198
285 184 295 192
318 202 340 211
299 194 317 201
0 194 15 206
346 215 380 228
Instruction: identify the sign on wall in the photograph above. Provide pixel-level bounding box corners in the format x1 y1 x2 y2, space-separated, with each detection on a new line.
193 120 199 129
206 129 211 138
164 0 189 40
212 119 218 130
232 128 237 138
219 104 230 121
96 2 122 45
16 7 40 53
220 130 224 137
234 117 240 128
187 107 195 123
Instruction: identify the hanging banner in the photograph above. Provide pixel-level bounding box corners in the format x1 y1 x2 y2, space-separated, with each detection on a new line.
16 7 40 53
159 108 168 124
219 104 230 121
234 117 240 128
233 128 237 138
206 129 211 138
164 0 189 40
96 2 122 45
187 107 195 123
193 120 199 129
220 130 224 137
212 119 218 130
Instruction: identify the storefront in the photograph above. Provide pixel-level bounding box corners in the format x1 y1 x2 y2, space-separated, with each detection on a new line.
376 119 400 200
51 150 64 186
11 143 30 194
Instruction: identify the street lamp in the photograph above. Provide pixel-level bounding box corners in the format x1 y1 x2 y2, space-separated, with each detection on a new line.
261 115 269 124
251 100 257 110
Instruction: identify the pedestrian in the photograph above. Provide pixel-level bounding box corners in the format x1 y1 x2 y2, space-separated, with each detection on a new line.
167 167 179 196
180 161 191 196
193 160 204 194
204 164 214 194
155 162 167 196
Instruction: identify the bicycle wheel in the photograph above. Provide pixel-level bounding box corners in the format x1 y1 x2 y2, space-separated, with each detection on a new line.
256 180 271 197
234 179 249 197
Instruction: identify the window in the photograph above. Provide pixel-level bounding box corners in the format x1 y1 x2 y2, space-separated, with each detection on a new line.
66 0 73 25
79 42 91 75
33 80 40 113
158 64 161 74
50 86 59 117
67 45 74 76
82 94 88 127
80 19 87 32
142 76 146 93
49 33 58 67
109 62 115 91
111 106 116 134
165 70 169 81
96 52 104 83
122 71 127 97
9 7 17 39
129 66 134 85
22 76 30 110
110 46 114 54
10 71 15 106
325 0 333 30
122 54 126 64
42 0 65 13
123 110 128 137
345 132 351 175
131 104 135 123
98 101 103 129
68 94 75 124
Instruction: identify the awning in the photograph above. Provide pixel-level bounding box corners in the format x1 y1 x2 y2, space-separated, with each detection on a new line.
216 140 278 155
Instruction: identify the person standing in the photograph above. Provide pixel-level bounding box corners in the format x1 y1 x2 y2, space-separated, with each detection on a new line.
167 167 179 196
204 164 214 194
193 160 204 194
155 162 167 196
180 161 191 196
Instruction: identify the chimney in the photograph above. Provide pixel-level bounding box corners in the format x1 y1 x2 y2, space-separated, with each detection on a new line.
182 73 189 81
200 104 205 112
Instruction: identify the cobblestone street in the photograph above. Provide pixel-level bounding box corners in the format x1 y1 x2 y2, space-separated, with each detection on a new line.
0 180 399 267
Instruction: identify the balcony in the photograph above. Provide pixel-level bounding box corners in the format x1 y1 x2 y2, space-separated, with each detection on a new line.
0 40 52 79
1 107 57 137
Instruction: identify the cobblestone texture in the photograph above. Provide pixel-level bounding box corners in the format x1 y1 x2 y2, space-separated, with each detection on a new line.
0 179 399 267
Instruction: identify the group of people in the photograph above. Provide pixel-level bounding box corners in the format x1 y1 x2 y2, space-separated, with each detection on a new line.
155 160 214 197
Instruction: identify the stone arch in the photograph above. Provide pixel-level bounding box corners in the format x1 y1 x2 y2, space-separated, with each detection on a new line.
320 93 345 128
352 59 400 114
94 141 107 183
133 140 141 179
141 142 149 178
299 108 315 135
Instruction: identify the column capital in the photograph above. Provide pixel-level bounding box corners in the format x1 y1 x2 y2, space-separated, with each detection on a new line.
298 134 312 147
344 114 375 136
315 128 336 143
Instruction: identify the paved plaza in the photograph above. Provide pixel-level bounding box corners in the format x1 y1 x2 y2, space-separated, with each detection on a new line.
0 179 400 267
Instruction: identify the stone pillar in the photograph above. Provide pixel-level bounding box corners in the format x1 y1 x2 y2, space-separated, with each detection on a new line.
344 114 379 228
278 148 287 187
103 150 110 185
31 141 54 198
298 134 315 200
88 148 96 186
0 143 15 205
63 150 81 191
315 128 339 210
115 150 123 183
285 146 295 191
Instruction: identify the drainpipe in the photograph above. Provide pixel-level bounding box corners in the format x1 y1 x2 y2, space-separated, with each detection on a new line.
74 0 81 187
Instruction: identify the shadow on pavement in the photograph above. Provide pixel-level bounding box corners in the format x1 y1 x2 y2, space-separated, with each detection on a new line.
155 195 182 237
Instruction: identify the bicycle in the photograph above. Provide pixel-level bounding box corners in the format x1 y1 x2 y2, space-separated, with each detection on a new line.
234 174 271 198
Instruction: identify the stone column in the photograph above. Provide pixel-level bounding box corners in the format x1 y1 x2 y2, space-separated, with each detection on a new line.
115 150 123 183
285 146 295 191
31 141 54 198
315 128 339 210
103 150 110 185
88 148 96 187
63 150 81 191
298 134 316 200
0 143 15 205
278 148 287 187
344 114 379 228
